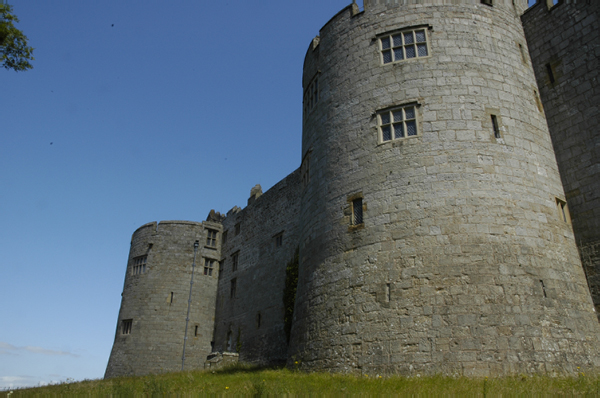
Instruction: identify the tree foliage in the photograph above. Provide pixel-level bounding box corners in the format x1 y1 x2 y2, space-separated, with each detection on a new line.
0 3 34 71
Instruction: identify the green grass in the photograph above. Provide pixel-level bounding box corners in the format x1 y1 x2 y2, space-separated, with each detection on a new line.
3 365 600 397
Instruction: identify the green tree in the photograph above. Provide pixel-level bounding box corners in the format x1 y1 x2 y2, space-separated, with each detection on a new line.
0 3 34 71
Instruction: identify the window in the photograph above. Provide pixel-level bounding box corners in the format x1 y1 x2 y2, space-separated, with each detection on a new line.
235 223 241 236
206 229 217 248
275 232 283 248
230 278 237 298
122 319 132 335
303 77 319 116
491 115 501 139
377 105 417 143
556 197 570 224
518 43 527 64
204 259 215 276
194 325 199 337
132 255 147 275
232 252 239 272
481 0 493 6
257 312 261 329
352 198 363 225
546 63 555 84
301 151 311 188
533 90 543 112
380 28 428 65
222 230 228 244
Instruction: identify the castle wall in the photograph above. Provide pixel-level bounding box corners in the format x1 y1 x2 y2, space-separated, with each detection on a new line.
212 169 302 365
105 220 222 378
290 1 600 377
522 1 600 316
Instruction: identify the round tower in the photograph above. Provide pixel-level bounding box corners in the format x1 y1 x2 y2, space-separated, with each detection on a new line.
105 220 221 378
291 0 600 376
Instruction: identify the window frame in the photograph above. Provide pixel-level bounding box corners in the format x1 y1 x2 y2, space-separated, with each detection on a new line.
376 103 419 144
303 74 319 118
232 251 239 272
204 258 215 276
378 26 431 66
205 229 218 248
230 278 237 299
122 319 133 335
132 255 147 275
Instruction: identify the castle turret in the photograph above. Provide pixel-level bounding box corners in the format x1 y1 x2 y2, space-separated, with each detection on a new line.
522 1 600 318
290 0 600 376
105 220 222 378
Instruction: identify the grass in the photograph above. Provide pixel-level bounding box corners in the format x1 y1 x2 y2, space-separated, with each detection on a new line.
3 364 600 397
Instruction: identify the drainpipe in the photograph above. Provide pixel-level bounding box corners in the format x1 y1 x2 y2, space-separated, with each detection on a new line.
182 240 199 371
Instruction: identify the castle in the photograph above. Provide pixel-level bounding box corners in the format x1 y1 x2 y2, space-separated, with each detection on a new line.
105 0 600 378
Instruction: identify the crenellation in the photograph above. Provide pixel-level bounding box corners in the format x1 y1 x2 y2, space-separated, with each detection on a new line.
106 0 600 378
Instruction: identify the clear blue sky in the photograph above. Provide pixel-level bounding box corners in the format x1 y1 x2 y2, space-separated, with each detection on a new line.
1 0 538 390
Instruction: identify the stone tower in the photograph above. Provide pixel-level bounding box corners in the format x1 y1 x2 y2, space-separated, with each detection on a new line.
105 219 222 378
289 0 600 376
522 1 600 317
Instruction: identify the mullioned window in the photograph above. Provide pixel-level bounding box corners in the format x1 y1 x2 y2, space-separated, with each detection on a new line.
379 28 429 65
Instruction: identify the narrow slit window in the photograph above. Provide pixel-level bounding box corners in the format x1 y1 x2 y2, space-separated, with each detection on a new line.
491 115 500 139
540 280 547 298
170 292 174 304
386 283 391 303
518 43 527 64
194 325 199 337
556 197 570 224
257 313 261 329
546 63 555 84
232 252 239 272
353 198 363 225
230 278 237 299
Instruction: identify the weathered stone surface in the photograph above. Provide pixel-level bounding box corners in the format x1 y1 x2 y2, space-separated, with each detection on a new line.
105 1 600 379
522 1 600 318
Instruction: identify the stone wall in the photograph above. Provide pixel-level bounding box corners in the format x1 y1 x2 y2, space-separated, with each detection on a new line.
522 1 600 316
212 169 302 366
290 1 600 377
105 220 222 378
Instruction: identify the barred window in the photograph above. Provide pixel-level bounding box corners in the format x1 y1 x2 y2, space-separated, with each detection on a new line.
122 319 132 335
377 105 418 143
204 259 215 276
352 198 363 226
380 28 429 65
132 255 147 275
206 229 217 248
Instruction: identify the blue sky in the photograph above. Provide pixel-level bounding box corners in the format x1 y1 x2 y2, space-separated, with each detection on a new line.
1 0 538 390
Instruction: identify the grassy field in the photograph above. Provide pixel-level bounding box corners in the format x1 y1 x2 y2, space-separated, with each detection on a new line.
3 365 600 397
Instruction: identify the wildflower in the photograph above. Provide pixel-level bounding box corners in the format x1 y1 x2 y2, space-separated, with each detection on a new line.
225 387 229 390
295 361 298 364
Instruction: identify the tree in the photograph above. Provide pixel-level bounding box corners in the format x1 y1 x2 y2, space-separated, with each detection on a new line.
0 3 34 71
